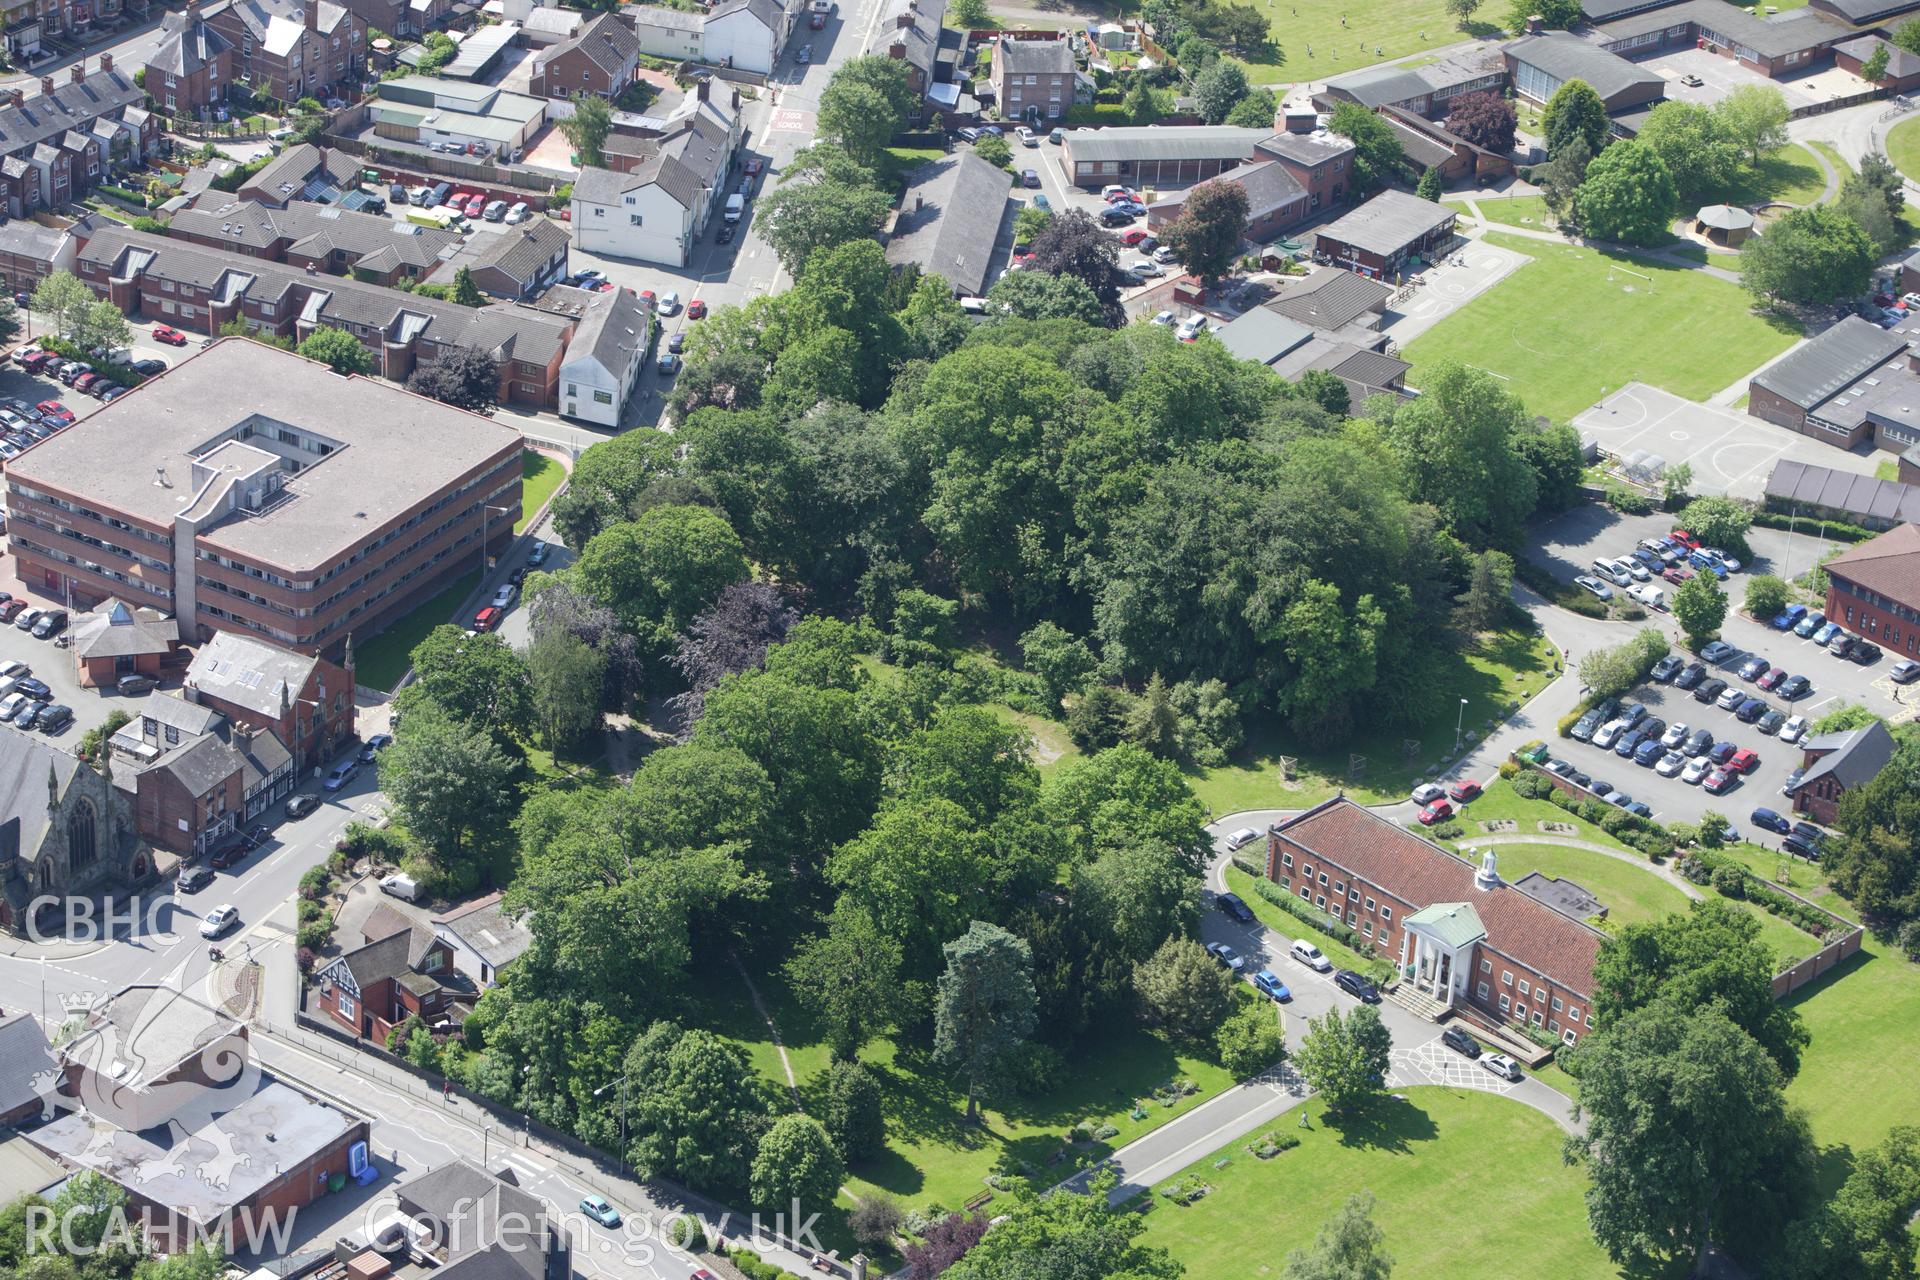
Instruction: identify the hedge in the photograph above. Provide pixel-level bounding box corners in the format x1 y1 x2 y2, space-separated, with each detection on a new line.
1234 868 1396 984
1676 850 1835 937
723 1247 785 1280
1065 103 1134 126
1751 509 1875 544
35 337 143 388
1516 556 1610 618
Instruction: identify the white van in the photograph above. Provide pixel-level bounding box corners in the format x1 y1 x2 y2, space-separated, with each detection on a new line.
723 193 745 223
379 873 421 902
1630 583 1666 610
1290 939 1332 972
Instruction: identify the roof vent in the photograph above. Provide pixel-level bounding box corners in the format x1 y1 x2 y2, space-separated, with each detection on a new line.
154 466 171 488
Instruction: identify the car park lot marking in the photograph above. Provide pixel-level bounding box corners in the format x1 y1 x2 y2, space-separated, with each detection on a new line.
1250 1062 1310 1096
1391 1039 1521 1094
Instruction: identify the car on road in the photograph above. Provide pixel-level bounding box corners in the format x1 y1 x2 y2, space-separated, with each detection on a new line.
810 7 825 23
1699 641 1737 664
472 606 503 632
1481 1053 1523 1083
656 352 680 376
1704 767 1735 794
1291 939 1333 971
1251 969 1291 1001
1651 655 1683 682
1216 891 1255 924
1779 674 1811 699
796 42 811 61
209 840 250 870
1751 807 1791 834
1441 1026 1482 1058
580 1196 622 1229
1682 756 1712 785
1447 779 1482 803
176 866 214 894
1574 575 1613 599
286 793 320 819
323 759 359 791
667 332 686 354
359 733 393 763
1206 941 1246 972
1417 798 1454 825
689 299 708 319
528 542 550 567
1334 969 1381 1002
199 904 239 938
490 583 517 610
1225 827 1261 850
1021 168 1040 188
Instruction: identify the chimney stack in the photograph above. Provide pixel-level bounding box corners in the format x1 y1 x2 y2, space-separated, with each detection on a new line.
70 62 85 84
695 74 710 101
305 0 319 28
40 75 55 96
1525 12 1543 30
100 53 112 74
9 89 23 108
896 9 913 26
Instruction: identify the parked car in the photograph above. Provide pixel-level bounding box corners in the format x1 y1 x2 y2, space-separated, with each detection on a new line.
1780 715 1809 743
12 608 40 632
1812 621 1841 645
1728 747 1760 773
1651 655 1683 682
1853 641 1883 664
1828 632 1856 658
528 542 550 567
490 583 517 610
1417 799 1454 825
1738 655 1770 681
15 677 49 701
1682 755 1712 784
1779 674 1811 699
1334 969 1380 1002
30 611 65 640
689 299 708 319
176 866 214 895
1717 685 1747 710
1704 767 1734 794
35 704 70 733
1481 1054 1522 1083
1757 667 1787 690
1699 640 1737 663
1736 697 1767 723
1893 659 1920 685
1751 807 1791 834
199 904 240 938
1574 575 1613 600
656 352 680 376
472 606 503 632
1291 939 1332 971
1758 709 1786 735
1795 611 1826 638
1783 833 1822 860
359 733 393 762
1675 662 1707 690
1214 891 1256 924
1447 779 1482 803
1655 750 1686 776
1251 969 1291 1001
1206 941 1246 972
1634 739 1664 766
323 759 359 791
286 793 321 819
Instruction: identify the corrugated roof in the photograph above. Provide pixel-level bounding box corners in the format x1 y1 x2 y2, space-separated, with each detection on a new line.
1214 305 1316 365
1765 459 1920 526
1751 316 1909 410
1063 124 1268 164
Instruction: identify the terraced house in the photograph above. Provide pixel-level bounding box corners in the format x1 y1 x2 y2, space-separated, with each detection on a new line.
0 58 158 218
167 197 463 287
203 0 366 103
76 224 577 409
4 339 524 657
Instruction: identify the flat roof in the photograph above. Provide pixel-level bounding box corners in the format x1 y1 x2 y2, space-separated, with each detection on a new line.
8 340 522 571
1314 189 1454 257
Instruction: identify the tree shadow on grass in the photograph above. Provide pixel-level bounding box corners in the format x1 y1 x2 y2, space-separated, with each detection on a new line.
1319 1091 1441 1154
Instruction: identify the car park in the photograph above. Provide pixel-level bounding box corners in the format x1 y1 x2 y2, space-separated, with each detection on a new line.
1795 612 1826 638
1251 969 1291 1001
1682 756 1712 784
1206 941 1246 972
1334 970 1380 1002
1717 685 1747 710
1216 891 1255 923
1675 662 1707 690
1704 768 1734 794
1417 798 1454 825
1481 1053 1522 1083
1291 939 1332 971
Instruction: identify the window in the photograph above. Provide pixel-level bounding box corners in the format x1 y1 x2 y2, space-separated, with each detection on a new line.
1333 881 1344 895
67 802 96 870
1564 1028 1578 1045
1518 980 1530 996
1381 907 1391 921
593 390 613 404
339 991 356 1020
1568 1009 1581 1024
629 214 643 225
1298 886 1310 900
1514 1003 1527 1021
1479 957 1491 973
1301 864 1313 879
1532 1010 1544 1027
1346 911 1356 925
1317 872 1328 886
1476 981 1488 1000
1363 922 1373 936
1501 970 1512 986
1552 997 1563 1012
1499 994 1510 1012
1315 895 1326 908
1366 897 1376 911
1281 853 1293 868
1549 1019 1559 1032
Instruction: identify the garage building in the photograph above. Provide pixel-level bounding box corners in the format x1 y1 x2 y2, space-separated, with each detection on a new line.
1058 125 1268 189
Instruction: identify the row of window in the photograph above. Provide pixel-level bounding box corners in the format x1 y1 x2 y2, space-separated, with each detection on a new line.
1481 985 1579 1044
12 534 173 602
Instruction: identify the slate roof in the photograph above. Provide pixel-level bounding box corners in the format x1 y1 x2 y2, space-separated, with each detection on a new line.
1314 189 1455 256
187 630 320 719
626 5 701 30
434 892 533 972
1824 522 1920 604
710 0 784 29
323 927 434 991
0 734 78 871
398 1160 557 1279
1798 720 1895 793
1837 34 1920 79
205 0 352 54
1815 0 1920 24
1751 316 1909 411
0 1014 56 1119
869 0 948 87
1322 63 1435 109
1151 158 1305 226
0 220 65 264
996 35 1073 74
1384 115 1455 170
885 151 1011 297
1265 266 1393 330
154 733 244 798
0 68 145 159
561 284 649 378
1765 460 1920 527
1308 343 1411 397
1063 125 1268 164
71 599 179 660
1594 0 1851 60
171 198 461 272
238 142 361 205
1503 32 1664 103
149 13 235 77
461 219 568 285
1272 798 1606 995
1214 305 1316 365
544 10 638 76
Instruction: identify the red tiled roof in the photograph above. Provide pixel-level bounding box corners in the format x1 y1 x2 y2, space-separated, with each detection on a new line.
1824 521 1920 604
1272 798 1604 996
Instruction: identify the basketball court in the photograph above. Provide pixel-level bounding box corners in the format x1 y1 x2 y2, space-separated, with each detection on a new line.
1572 383 1884 499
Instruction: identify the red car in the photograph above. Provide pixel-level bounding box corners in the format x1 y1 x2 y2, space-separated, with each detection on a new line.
1416 798 1454 825
447 189 475 206
36 400 72 425
72 372 100 395
1662 565 1694 584
1670 529 1701 549
744 158 763 176
17 350 52 372
1704 767 1734 794
472 606 503 632
1757 667 1787 690
0 600 22 621
1120 228 1150 246
688 298 707 319
1447 779 1482 803
151 324 188 346
465 195 486 219
1727 748 1760 773
1105 188 1138 203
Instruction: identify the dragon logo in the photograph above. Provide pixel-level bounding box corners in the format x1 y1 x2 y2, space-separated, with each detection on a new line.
34 983 271 1193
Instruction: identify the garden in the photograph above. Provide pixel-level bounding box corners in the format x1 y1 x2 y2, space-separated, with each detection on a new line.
1402 233 1802 421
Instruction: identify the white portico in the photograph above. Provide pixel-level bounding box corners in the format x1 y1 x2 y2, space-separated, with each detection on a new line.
1398 849 1501 1006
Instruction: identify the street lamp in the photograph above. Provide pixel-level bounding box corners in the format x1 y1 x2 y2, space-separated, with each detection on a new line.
593 1074 631 1173
481 1122 494 1169
480 504 515 578
1454 697 1469 753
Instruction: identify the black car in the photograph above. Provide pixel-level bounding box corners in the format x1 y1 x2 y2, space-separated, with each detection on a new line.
1441 1025 1482 1058
1694 677 1728 704
115 673 157 695
1639 717 1667 743
285 793 321 819
209 841 249 870
716 222 736 244
176 866 214 894
1782 833 1821 860
1751 807 1792 834
1737 697 1768 724
1757 709 1786 735
1650 655 1684 682
16 677 51 701
1852 642 1883 664
31 611 65 639
1675 662 1708 690
1100 207 1135 226
1684 727 1714 757
131 358 167 376
1708 741 1739 766
1588 777 1613 798
1215 891 1255 924
1334 969 1380 1002
35 704 70 732
1569 709 1603 742
1568 769 1592 789
1778 675 1811 699
1792 821 1828 847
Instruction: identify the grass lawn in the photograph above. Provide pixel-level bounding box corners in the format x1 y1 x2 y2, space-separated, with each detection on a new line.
1471 841 1691 927
1787 941 1920 1190
1471 195 1557 231
1888 115 1920 185
1804 139 1852 182
990 706 1082 778
1402 232 1801 422
354 569 482 691
1134 1088 1631 1280
1187 627 1560 817
1232 3 1497 84
1877 457 1900 482
1225 865 1393 975
517 450 564 534
1712 842 1858 924
1728 143 1827 207
881 145 947 189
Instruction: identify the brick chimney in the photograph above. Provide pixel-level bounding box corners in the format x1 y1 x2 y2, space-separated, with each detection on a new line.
695 74 710 101
40 75 55 96
1525 13 1543 31
889 38 905 57
305 0 319 28
896 7 914 26
8 88 23 108
100 53 112 74
70 62 85 84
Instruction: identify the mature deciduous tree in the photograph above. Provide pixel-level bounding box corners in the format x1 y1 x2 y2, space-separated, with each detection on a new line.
1740 204 1874 307
1131 936 1234 1042
406 345 499 411
572 504 750 657
940 1170 1180 1280
1671 571 1728 647
296 324 372 375
760 178 895 279
526 628 605 752
821 1058 886 1160
1160 178 1249 284
787 899 913 1059
1542 78 1610 156
1025 209 1125 323
749 1114 845 1214
381 701 516 882
1574 139 1677 246
557 92 611 166
1284 1192 1394 1280
1445 90 1515 153
987 268 1106 324
668 581 796 731
1634 100 1743 204
818 56 917 162
1329 100 1405 194
622 1022 768 1196
1293 1005 1393 1115
1193 58 1250 124
1715 84 1790 163
1216 998 1286 1077
1381 360 1539 547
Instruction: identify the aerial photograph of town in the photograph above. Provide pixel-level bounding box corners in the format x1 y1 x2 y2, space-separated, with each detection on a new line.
0 0 1914 1273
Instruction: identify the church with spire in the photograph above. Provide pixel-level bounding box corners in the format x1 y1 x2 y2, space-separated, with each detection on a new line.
0 740 152 937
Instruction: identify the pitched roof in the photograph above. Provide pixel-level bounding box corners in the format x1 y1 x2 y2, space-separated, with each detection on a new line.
1151 158 1305 224
237 142 361 205
463 219 568 284
1064 125 1268 164
561 284 649 379
323 926 435 990
1753 317 1912 411
1503 32 1664 103
1824 522 1920 604
1798 720 1895 793
0 734 80 874
1264 266 1392 330
1406 901 1487 948
186 630 321 718
868 0 948 84
0 68 145 158
710 0 784 29
434 892 533 971
543 10 639 76
1837 34 1920 78
1322 63 1435 109
152 733 245 798
0 1013 56 1118
148 13 235 76
70 598 178 660
1272 798 1606 996
398 1160 556 1280
1764 459 1920 527
171 197 461 271
1314 189 1455 256
1593 0 1850 59
884 151 1011 297
997 35 1073 73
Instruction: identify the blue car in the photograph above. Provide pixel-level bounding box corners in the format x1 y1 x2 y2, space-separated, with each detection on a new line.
1812 621 1840 645
1633 738 1663 766
1614 730 1644 758
1688 550 1729 579
1032 193 1051 211
1751 807 1791 834
1251 969 1291 1002
579 1195 621 1228
1795 611 1826 638
1771 604 1807 630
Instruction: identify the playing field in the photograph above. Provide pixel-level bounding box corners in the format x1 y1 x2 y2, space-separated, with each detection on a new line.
1236 0 1489 84
1788 940 1920 1190
1401 233 1801 422
1888 115 1920 185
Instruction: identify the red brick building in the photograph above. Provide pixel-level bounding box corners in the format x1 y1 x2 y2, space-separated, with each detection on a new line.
69 598 181 687
1264 798 1603 1045
111 693 296 853
1313 189 1457 278
1147 128 1357 243
1791 721 1895 825
184 630 355 778
203 0 365 104
1823 522 1920 658
990 33 1074 124
145 0 237 117
528 11 639 100
314 913 458 1043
